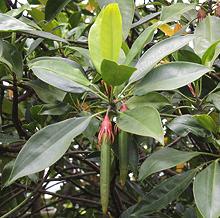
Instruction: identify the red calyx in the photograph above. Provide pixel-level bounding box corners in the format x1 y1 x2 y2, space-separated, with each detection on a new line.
120 103 128 112
98 114 114 145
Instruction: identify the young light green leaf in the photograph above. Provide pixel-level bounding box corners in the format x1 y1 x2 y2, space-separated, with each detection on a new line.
160 3 196 23
193 114 218 134
101 59 136 86
97 0 134 39
88 3 122 73
202 40 220 67
28 57 90 93
134 62 211 96
129 35 194 83
117 106 164 144
6 116 92 186
193 160 220 218
138 147 200 181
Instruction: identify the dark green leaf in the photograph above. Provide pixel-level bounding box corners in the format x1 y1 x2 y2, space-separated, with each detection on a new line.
134 62 211 96
28 57 90 93
194 16 220 57
160 3 196 22
0 40 23 78
167 115 209 137
6 116 91 185
45 0 71 22
129 35 194 83
25 80 66 104
117 106 164 144
126 92 170 110
101 59 136 86
193 160 220 218
133 170 196 216
138 147 200 181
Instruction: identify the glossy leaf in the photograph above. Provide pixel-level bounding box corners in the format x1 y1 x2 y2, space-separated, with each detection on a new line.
129 35 194 83
202 40 220 67
134 62 211 96
101 59 136 86
160 3 196 22
168 115 208 137
126 92 170 110
207 91 220 111
117 106 164 144
194 114 218 134
0 13 33 31
28 57 90 93
131 12 160 28
138 147 200 181
125 24 157 65
97 0 134 39
0 13 67 43
133 170 196 216
88 3 122 73
25 80 66 104
45 0 71 22
0 40 23 78
193 160 220 218
6 116 91 185
194 16 220 57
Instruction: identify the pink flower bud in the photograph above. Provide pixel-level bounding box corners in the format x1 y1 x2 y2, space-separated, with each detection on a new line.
98 114 114 145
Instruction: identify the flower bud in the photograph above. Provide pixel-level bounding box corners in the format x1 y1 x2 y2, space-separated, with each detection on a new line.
215 3 220 17
197 8 206 22
98 114 114 145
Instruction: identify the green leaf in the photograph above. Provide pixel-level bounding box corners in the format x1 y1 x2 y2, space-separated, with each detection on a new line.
134 62 211 96
202 40 220 67
0 13 67 43
25 80 66 104
6 116 91 185
167 115 208 137
138 147 200 181
173 49 201 64
160 3 196 23
125 24 157 65
131 12 160 28
117 106 164 144
6 4 31 17
126 92 170 110
129 35 194 83
0 13 33 31
97 0 134 39
22 29 67 43
193 114 218 134
28 57 90 93
194 16 220 57
45 0 71 22
207 91 220 111
101 59 136 86
88 3 122 73
0 40 23 78
132 170 196 216
193 160 220 218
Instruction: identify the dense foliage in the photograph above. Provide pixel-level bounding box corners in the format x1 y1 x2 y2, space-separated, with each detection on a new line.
0 0 220 217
